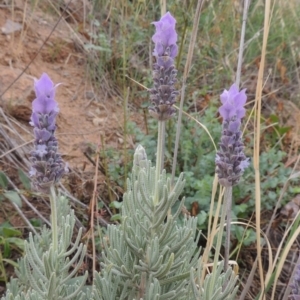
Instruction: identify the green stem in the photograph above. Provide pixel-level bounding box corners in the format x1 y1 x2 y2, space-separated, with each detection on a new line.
0 249 7 283
154 120 165 206
50 185 58 251
224 186 232 272
208 186 232 297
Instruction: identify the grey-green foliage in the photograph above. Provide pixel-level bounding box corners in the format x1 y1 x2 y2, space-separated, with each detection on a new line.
93 147 201 299
2 195 91 300
190 261 239 300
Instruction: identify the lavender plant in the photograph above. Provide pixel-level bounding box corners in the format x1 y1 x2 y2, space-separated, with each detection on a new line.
93 13 202 299
214 83 249 271
189 86 245 299
94 12 240 300
2 74 90 300
190 261 239 300
94 145 201 299
2 10 244 300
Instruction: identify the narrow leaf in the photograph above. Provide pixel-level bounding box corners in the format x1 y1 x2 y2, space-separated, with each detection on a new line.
18 168 31 190
4 191 22 207
0 172 8 189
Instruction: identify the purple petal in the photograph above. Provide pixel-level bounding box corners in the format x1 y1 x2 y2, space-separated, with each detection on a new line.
156 56 174 69
161 12 176 26
47 112 57 130
32 96 58 114
220 89 230 104
152 12 178 59
227 83 239 97
219 84 247 120
228 120 241 132
219 102 235 119
152 12 176 35
240 158 250 171
35 144 47 157
235 106 246 119
30 112 40 127
233 88 247 106
34 73 56 99
34 128 52 142
153 43 165 57
170 44 178 58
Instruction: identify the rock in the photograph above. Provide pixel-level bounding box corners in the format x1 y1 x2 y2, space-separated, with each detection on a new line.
280 194 300 219
1 19 22 35
92 117 106 126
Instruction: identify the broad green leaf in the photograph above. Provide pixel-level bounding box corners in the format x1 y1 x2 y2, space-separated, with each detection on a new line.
6 237 24 251
0 221 12 229
0 221 12 236
18 168 31 190
30 218 42 227
269 114 279 123
110 201 123 209
197 211 207 227
2 227 22 238
291 187 300 193
110 214 121 221
0 172 8 189
4 191 22 207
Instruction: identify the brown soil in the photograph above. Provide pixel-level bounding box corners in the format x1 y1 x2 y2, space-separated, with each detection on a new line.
0 7 129 169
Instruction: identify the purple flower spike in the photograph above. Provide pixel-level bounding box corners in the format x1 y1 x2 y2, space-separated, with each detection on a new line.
29 73 67 192
216 84 249 187
149 12 179 121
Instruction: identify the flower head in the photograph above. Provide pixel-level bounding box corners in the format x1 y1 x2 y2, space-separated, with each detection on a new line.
216 84 249 187
34 73 57 99
219 84 246 120
29 73 67 192
149 12 179 121
152 12 178 59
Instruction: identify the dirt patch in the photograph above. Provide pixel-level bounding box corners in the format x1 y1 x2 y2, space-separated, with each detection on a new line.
0 5 143 174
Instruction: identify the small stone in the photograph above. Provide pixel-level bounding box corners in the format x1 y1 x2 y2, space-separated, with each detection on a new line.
92 117 104 126
1 19 22 35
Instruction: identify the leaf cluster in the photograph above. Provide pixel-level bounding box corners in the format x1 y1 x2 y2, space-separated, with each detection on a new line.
93 157 201 299
2 196 90 300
